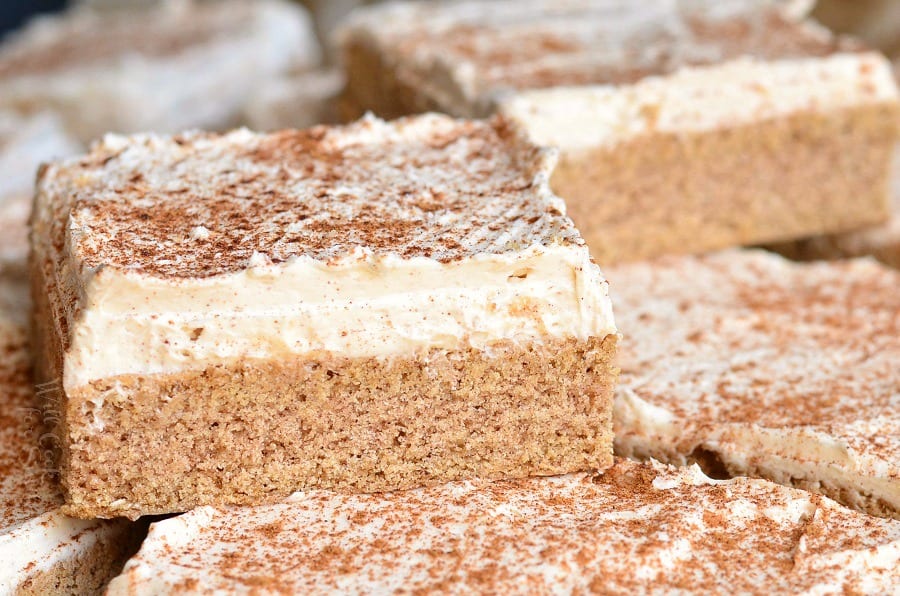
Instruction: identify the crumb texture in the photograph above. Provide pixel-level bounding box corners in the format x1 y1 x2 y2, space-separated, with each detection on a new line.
60 336 617 519
108 459 900 595
554 105 897 263
771 149 900 269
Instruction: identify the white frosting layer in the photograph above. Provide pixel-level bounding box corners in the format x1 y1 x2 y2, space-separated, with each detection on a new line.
243 69 343 131
499 52 900 151
63 244 614 390
615 390 900 514
106 459 900 594
0 511 105 592
609 250 900 518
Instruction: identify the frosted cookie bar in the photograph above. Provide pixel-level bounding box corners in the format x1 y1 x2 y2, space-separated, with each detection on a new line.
0 0 320 142
610 250 900 518
0 312 142 594
107 458 900 594
30 114 618 520
339 0 899 262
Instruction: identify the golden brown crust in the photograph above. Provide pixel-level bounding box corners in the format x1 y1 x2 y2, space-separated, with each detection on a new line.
50 335 617 520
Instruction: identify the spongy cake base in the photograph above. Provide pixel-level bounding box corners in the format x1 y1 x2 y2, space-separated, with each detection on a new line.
552 104 898 263
49 335 616 520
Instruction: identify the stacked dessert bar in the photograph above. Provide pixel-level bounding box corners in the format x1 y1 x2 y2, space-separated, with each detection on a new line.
4 0 900 593
108 459 900 593
340 0 900 263
30 114 619 520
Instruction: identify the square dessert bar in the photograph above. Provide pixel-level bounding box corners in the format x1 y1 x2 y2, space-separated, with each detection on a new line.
339 0 900 263
30 114 619 519
609 250 900 519
108 459 900 594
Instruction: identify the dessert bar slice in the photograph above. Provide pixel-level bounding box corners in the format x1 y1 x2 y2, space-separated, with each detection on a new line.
30 114 619 520
0 0 320 142
609 250 900 518
107 458 900 594
339 0 900 262
0 311 143 594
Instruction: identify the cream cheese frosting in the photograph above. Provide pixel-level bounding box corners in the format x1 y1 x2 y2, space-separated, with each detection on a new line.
0 0 320 142
243 69 343 131
106 458 900 594
609 250 900 519
499 52 898 151
0 111 81 202
31 114 616 391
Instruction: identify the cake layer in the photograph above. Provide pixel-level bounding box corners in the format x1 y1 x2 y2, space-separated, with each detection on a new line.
771 149 900 269
0 0 319 142
550 103 896 262
609 250 900 518
58 336 616 520
31 114 618 518
107 458 900 594
0 311 142 593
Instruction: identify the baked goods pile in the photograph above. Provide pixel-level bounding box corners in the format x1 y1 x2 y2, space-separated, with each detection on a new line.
2 0 898 593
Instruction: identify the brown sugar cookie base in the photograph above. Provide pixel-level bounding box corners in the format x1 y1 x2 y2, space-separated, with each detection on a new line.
53 335 617 520
552 104 898 264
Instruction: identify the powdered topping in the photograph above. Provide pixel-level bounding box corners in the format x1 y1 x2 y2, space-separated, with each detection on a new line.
343 0 845 116
0 317 59 534
107 459 900 594
43 114 578 279
609 250 900 515
0 1 259 79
